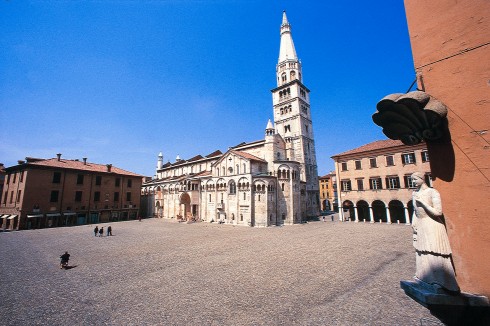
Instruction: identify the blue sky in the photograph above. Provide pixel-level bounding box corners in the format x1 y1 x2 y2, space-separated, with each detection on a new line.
0 0 414 177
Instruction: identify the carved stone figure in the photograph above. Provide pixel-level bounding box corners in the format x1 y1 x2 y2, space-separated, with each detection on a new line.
411 172 460 293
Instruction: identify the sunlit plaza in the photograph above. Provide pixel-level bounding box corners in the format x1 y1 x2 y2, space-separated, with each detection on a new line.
0 219 436 325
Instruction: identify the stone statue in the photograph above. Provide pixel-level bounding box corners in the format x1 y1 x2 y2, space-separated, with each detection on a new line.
411 172 460 293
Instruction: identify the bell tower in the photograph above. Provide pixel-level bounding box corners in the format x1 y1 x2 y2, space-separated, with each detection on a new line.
271 11 320 217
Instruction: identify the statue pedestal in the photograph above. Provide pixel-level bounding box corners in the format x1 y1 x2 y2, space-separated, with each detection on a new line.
401 279 490 325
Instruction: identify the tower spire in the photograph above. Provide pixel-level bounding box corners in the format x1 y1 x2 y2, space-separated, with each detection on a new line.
278 11 298 63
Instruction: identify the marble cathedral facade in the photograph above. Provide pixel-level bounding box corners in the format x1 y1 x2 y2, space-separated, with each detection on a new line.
142 12 320 226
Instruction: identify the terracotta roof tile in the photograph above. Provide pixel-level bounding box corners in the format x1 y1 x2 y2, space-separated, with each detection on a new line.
233 150 267 163
332 139 405 157
27 158 142 177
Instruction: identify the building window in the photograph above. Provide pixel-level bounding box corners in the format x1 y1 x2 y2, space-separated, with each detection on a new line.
16 190 22 202
127 179 132 188
341 180 352 192
421 151 430 163
284 125 291 133
243 192 246 200
341 162 348 171
126 192 131 201
369 178 383 190
3 192 7 204
402 153 416 165
20 171 24 182
115 178 120 187
77 174 84 185
94 191 101 202
404 175 416 188
53 172 61 184
240 214 244 221
229 181 236 195
114 192 119 202
209 194 212 203
12 173 17 183
75 191 83 202
50 190 59 202
425 174 433 187
369 158 377 168
9 191 14 203
386 155 394 166
355 160 362 170
386 176 400 189
281 183 285 191
96 176 102 186
356 179 364 191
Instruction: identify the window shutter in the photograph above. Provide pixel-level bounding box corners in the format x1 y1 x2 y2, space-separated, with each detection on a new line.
401 154 406 165
412 153 416 164
424 174 431 186
378 178 383 189
385 177 389 188
404 175 408 188
396 177 400 188
369 179 373 190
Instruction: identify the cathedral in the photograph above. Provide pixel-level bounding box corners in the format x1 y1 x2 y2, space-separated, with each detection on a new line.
142 12 320 226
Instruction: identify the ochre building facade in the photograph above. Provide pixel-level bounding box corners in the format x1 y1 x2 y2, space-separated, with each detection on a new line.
1 155 142 230
332 139 431 224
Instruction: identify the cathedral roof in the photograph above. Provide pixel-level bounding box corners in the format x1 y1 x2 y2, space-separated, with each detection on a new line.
205 150 223 158
233 150 267 163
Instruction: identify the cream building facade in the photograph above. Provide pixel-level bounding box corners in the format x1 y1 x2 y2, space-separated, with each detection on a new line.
332 139 431 224
141 12 320 226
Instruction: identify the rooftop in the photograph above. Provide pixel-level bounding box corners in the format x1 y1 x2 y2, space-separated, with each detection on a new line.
332 139 407 158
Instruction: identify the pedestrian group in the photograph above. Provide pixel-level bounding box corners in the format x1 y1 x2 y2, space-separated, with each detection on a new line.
94 225 112 237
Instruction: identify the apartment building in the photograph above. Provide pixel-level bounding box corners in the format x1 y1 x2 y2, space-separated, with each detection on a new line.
1 154 142 230
331 139 431 224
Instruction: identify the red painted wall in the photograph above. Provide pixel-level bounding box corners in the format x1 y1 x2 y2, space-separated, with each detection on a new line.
404 0 490 296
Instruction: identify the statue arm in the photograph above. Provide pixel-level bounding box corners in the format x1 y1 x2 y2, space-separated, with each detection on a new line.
415 189 443 218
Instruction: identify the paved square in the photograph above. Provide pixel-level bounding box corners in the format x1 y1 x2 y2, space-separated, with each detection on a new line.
0 219 435 325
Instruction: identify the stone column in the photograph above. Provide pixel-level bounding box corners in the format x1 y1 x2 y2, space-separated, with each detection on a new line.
386 207 392 224
354 206 359 222
369 206 374 223
404 206 411 225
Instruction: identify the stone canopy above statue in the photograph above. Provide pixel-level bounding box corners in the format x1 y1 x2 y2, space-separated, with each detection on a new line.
372 91 449 146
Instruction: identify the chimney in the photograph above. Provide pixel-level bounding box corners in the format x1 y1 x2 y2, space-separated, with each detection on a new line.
17 160 25 165
56 153 62 161
106 164 112 172
83 157 87 165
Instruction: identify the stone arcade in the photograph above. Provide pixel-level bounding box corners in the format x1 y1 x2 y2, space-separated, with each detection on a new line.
141 12 320 226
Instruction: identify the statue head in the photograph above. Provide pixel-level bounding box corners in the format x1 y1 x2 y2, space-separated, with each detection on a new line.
411 172 426 186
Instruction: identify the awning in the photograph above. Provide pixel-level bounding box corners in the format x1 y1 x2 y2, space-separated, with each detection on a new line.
0 214 9 219
63 212 76 216
27 214 43 218
7 215 17 220
46 213 61 217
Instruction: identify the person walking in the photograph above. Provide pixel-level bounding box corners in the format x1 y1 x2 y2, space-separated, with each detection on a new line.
107 226 112 236
99 227 104 237
94 226 99 236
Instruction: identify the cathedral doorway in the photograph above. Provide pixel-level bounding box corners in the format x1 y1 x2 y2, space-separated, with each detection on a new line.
180 193 191 219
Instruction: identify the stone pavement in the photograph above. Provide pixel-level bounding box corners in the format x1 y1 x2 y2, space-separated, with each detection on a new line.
0 218 437 325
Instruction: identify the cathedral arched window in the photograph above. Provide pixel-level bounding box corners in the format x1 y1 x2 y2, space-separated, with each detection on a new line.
281 73 287 84
229 181 236 194
290 70 296 80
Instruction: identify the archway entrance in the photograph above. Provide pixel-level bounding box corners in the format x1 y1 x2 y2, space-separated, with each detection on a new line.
389 200 405 224
356 200 370 222
372 200 387 222
342 200 355 221
180 193 191 219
